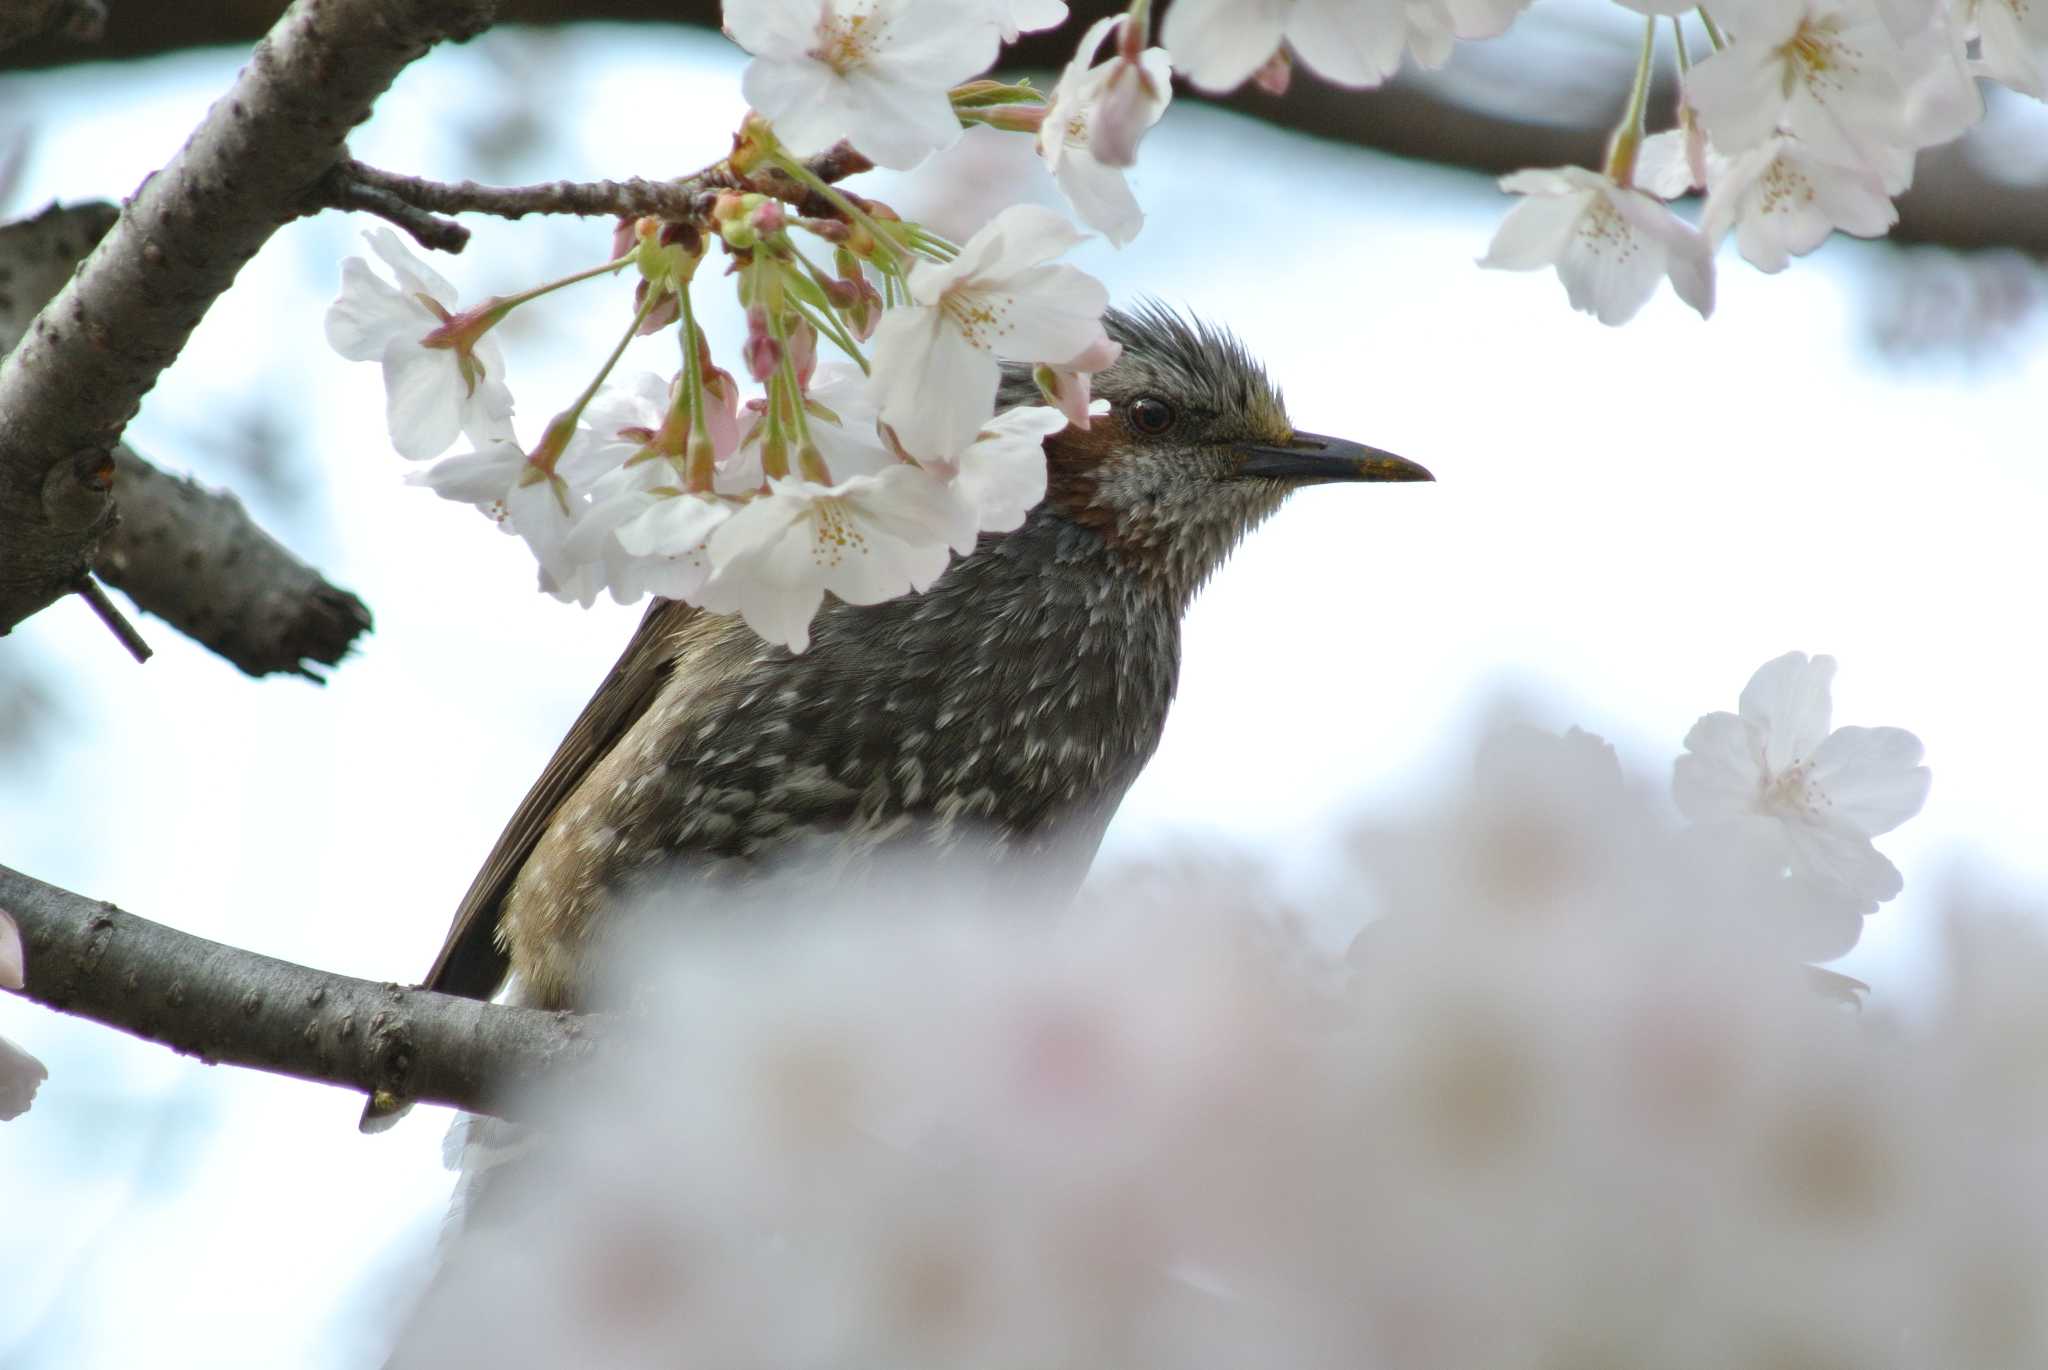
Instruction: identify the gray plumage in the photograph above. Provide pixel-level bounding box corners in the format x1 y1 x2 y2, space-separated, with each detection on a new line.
365 307 1428 1127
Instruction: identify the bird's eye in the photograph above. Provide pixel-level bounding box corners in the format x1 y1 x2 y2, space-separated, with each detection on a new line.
1128 396 1175 436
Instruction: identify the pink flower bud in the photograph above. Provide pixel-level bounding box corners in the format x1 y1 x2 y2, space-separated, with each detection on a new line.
750 199 787 235
744 304 781 381
788 317 818 389
634 280 680 335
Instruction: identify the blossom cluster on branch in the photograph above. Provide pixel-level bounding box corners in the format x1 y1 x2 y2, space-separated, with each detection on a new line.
1483 0 2035 322
324 0 2042 642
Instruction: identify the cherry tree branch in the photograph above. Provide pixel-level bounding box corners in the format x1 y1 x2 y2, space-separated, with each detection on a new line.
0 862 594 1116
313 142 877 251
0 0 497 641
0 202 373 679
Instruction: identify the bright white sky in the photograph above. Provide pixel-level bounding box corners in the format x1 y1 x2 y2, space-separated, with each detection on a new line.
2 18 2046 1369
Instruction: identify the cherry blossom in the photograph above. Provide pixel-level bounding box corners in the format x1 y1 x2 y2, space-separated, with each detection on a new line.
869 204 1110 459
1684 1 1919 186
1968 0 2048 98
1674 652 1931 928
724 0 1000 169
325 227 513 461
1162 0 1526 93
946 403 1069 546
702 465 971 652
1038 16 1173 246
1480 166 1714 324
0 910 45 1121
1703 135 1897 273
1162 0 1409 92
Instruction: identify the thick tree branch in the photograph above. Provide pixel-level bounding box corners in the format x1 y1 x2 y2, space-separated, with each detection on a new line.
0 202 373 678
0 0 496 639
95 449 373 680
0 862 594 1115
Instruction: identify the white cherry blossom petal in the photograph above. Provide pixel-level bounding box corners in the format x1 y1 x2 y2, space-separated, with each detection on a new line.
1738 650 1835 774
949 404 1065 548
0 909 22 990
730 0 1000 169
871 205 1109 458
0 1032 46 1121
1805 725 1931 836
1160 0 1289 91
1703 136 1897 273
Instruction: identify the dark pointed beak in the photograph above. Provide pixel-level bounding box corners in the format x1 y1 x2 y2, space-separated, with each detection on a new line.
1236 431 1434 485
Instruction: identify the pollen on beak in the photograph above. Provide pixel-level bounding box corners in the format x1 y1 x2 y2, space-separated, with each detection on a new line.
1237 430 1434 484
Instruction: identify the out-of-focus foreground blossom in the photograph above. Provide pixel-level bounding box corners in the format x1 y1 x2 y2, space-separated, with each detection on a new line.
382 680 2016 1370
0 909 47 1120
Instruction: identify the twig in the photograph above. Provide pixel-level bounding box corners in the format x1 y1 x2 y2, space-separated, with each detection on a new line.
73 573 150 662
320 174 472 253
314 141 877 244
0 861 597 1118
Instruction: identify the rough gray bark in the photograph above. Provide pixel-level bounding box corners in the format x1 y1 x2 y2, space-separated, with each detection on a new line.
0 862 594 1115
0 201 372 678
94 451 372 679
0 0 496 640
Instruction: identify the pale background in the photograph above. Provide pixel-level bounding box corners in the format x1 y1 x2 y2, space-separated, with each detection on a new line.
3 12 2045 1366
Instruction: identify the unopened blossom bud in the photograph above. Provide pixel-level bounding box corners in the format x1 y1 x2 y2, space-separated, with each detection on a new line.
714 192 759 250
1251 49 1292 96
970 104 1050 134
800 217 852 244
633 279 682 335
750 199 787 236
787 316 818 388
743 304 781 381
610 215 645 261
840 275 883 341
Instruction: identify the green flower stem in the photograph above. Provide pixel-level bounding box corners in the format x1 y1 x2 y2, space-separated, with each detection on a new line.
675 283 715 490
1698 7 1726 51
767 148 908 277
479 251 637 329
1603 15 1658 189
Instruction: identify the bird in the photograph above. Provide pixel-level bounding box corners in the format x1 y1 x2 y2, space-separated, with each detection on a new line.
362 304 1430 1130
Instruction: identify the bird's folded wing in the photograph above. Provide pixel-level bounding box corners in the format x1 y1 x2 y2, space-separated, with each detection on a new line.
420 596 701 1004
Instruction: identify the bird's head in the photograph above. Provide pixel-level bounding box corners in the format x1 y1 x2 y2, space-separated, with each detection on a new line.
1011 304 1431 607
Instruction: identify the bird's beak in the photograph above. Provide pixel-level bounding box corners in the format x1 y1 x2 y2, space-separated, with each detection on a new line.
1236 431 1434 485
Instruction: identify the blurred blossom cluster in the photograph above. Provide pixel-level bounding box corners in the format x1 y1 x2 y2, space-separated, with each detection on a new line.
378 653 2025 1370
327 0 2034 642
1483 0 2042 323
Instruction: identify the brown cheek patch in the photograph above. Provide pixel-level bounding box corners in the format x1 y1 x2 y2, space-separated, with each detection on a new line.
1043 422 1122 533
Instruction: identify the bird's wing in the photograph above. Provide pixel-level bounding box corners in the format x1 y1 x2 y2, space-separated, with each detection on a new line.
420 596 701 1004
360 597 698 1132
